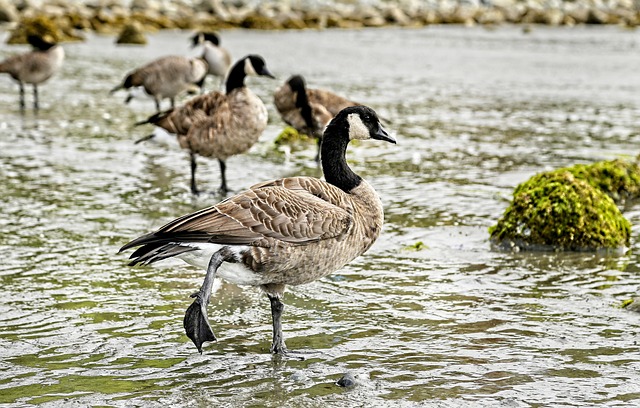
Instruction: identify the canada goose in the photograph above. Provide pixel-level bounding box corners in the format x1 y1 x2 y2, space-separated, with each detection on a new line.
190 32 231 90
110 55 208 111
135 54 274 195
0 35 64 111
120 105 396 355
274 74 360 160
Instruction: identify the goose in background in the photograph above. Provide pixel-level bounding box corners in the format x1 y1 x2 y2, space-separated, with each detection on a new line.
0 34 65 112
120 105 396 355
135 54 274 195
110 55 208 111
274 74 360 161
190 31 231 91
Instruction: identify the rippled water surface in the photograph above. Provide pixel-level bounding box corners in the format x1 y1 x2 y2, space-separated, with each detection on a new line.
1 26 639 407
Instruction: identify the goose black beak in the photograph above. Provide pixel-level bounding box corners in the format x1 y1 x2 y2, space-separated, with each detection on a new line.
373 124 396 144
261 67 276 79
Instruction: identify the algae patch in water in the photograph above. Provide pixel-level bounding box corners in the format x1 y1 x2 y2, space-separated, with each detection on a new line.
274 126 313 146
489 160 636 252
404 241 427 251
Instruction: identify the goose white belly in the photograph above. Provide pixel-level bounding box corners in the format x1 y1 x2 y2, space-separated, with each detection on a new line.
176 243 267 286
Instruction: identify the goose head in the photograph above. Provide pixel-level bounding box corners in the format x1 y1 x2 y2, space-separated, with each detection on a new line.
329 106 395 144
190 32 220 48
243 55 275 79
27 34 57 51
286 75 306 94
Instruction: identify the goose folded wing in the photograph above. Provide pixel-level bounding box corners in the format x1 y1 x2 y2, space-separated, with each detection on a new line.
158 184 353 246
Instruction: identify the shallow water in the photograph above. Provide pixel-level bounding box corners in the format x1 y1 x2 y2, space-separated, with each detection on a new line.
1 26 639 407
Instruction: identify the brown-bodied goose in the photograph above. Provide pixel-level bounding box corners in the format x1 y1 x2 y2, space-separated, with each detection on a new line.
120 105 395 355
135 54 274 194
274 74 359 160
0 35 64 111
110 55 208 111
190 32 231 90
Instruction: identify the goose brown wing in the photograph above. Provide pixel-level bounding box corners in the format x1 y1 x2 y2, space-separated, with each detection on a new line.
160 179 353 245
146 91 226 134
307 88 359 116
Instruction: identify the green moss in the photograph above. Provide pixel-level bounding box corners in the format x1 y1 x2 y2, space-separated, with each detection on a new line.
519 159 640 206
620 298 635 308
6 15 83 44
116 22 147 45
404 241 427 251
274 126 313 147
490 171 630 252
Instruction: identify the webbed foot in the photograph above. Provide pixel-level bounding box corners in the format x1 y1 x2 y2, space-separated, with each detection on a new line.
183 292 217 353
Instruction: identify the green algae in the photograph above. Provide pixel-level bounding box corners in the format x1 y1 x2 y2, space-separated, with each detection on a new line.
490 171 630 252
6 15 84 44
273 126 313 147
116 22 147 45
519 159 640 206
404 241 427 251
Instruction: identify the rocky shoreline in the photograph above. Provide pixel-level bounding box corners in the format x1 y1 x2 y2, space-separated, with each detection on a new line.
1 0 639 44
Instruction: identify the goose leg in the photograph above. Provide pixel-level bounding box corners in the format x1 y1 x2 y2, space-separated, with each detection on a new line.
218 159 228 194
19 82 25 112
183 248 233 353
33 85 39 111
315 137 322 162
155 98 161 112
170 97 175 108
190 152 199 195
268 294 287 354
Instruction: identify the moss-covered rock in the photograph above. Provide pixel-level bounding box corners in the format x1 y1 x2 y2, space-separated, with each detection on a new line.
116 22 147 45
274 126 313 147
553 159 640 206
621 298 640 313
490 171 630 252
6 15 83 44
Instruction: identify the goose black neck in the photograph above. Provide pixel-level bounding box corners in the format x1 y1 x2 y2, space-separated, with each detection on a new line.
295 86 314 130
225 60 246 94
321 127 361 192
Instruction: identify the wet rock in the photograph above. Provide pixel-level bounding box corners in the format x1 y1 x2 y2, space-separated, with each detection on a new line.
490 169 631 252
337 372 357 388
6 14 82 44
116 21 147 45
239 12 282 30
586 8 610 24
477 8 506 25
622 298 640 313
383 6 411 26
290 370 308 382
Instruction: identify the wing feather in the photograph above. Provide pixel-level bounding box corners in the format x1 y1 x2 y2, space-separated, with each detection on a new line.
157 177 353 245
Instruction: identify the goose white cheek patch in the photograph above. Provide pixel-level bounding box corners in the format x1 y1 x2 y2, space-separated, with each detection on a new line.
347 113 370 140
244 58 257 76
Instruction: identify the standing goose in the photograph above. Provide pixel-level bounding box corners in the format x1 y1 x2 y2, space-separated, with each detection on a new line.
110 55 208 111
135 54 274 195
190 32 231 91
274 74 359 160
120 105 395 355
0 35 65 112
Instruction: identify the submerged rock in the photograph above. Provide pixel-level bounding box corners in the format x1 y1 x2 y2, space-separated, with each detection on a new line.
490 171 631 252
337 372 357 388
